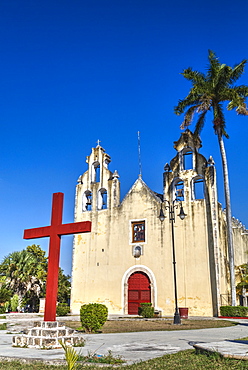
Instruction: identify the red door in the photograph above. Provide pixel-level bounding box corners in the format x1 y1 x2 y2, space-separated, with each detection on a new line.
128 272 151 314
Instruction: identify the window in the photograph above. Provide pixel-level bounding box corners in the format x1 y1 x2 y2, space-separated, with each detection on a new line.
183 150 193 170
132 221 145 243
97 188 107 210
192 177 205 200
82 190 92 211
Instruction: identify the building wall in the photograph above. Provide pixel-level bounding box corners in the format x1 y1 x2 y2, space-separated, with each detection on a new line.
71 133 248 317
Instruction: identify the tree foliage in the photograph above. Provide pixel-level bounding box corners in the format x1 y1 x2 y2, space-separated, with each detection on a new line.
236 263 248 294
58 267 71 303
0 244 71 311
174 50 248 137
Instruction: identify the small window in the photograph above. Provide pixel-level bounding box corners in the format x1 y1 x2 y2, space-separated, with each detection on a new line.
183 150 193 170
132 221 145 243
193 178 204 200
175 180 184 201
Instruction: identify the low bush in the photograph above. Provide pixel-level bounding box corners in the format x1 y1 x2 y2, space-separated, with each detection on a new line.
220 305 248 317
80 303 108 333
0 323 7 330
56 303 70 316
0 306 6 314
138 302 155 318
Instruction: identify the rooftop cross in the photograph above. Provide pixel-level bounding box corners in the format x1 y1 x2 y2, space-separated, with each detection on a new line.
23 192 91 321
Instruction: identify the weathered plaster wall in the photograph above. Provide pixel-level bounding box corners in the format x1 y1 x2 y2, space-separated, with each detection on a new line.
71 135 248 317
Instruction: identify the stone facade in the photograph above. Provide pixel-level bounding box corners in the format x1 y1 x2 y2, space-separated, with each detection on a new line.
70 130 248 317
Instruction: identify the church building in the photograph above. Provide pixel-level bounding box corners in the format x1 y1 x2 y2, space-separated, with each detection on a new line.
70 130 248 317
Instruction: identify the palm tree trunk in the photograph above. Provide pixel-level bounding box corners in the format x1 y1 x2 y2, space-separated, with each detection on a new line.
216 127 236 306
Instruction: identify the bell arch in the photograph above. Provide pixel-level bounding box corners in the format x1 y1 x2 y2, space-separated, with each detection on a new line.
122 265 157 314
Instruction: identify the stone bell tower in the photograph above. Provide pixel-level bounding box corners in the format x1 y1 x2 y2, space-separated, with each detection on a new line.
74 143 120 219
163 130 221 316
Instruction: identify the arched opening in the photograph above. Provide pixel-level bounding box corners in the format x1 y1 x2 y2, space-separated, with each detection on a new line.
128 272 151 314
183 150 193 170
82 190 92 211
173 179 184 201
91 161 100 183
192 177 205 200
97 188 107 210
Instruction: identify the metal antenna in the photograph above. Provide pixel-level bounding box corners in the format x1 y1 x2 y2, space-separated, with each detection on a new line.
138 131 142 178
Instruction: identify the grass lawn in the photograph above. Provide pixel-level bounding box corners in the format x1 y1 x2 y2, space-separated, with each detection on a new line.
1 350 248 369
66 318 237 333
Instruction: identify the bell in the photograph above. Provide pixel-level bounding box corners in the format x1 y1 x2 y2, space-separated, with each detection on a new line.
176 188 184 198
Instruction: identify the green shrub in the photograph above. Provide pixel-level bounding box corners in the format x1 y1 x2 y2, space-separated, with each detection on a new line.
220 305 248 317
138 302 155 318
56 303 70 316
0 323 7 330
0 306 5 314
80 303 108 333
10 294 19 312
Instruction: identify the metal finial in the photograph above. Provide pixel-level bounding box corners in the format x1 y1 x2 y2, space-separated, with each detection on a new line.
138 131 142 178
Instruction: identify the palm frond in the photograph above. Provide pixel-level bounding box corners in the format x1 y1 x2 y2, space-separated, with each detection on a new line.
233 85 248 98
180 105 199 129
207 50 221 80
214 64 232 92
229 60 247 84
236 103 248 116
194 110 208 137
181 68 206 85
174 92 201 115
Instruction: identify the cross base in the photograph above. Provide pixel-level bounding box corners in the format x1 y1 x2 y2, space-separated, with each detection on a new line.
12 321 85 349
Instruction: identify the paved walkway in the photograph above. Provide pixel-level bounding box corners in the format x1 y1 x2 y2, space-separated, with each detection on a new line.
0 314 248 365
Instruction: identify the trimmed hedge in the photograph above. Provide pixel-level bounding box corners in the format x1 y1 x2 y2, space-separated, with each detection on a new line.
220 305 248 317
138 302 155 318
56 303 70 316
80 303 108 333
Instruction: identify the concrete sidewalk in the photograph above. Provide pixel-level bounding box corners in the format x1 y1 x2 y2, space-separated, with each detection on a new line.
0 315 248 365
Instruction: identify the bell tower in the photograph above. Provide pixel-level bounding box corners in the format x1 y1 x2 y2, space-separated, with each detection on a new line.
74 143 120 220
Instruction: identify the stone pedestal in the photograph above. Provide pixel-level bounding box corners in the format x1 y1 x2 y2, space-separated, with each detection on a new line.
12 321 85 349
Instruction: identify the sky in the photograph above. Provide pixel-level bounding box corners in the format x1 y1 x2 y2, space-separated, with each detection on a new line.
0 0 248 276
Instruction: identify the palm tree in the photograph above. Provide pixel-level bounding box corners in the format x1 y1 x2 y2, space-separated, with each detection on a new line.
0 247 47 310
174 50 248 306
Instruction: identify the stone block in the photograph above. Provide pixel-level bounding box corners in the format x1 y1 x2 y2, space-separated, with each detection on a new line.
46 322 57 328
58 330 66 337
34 338 41 346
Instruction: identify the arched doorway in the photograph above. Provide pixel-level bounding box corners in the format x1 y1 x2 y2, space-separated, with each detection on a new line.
128 272 151 314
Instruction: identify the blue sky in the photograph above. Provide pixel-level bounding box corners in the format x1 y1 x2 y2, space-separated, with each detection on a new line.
0 0 248 275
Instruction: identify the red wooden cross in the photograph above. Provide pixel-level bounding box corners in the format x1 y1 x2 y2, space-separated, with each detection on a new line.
23 192 91 321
